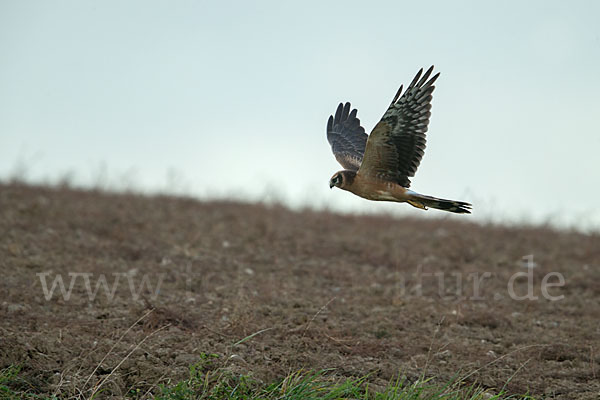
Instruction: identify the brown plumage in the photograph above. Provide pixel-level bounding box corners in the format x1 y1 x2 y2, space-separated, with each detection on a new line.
327 66 471 214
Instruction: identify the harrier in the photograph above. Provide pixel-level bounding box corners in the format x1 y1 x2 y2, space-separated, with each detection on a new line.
327 66 471 214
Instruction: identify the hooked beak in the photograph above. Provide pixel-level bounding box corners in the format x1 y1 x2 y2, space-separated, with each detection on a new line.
329 181 334 189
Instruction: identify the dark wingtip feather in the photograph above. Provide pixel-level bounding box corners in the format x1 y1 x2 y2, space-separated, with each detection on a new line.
391 84 403 104
342 102 351 119
427 71 441 87
416 66 433 87
408 68 424 89
334 103 344 122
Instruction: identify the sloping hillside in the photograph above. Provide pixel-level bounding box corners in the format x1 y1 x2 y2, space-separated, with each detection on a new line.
1 183 599 398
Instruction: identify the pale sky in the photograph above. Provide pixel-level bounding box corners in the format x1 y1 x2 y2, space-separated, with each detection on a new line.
1 0 599 229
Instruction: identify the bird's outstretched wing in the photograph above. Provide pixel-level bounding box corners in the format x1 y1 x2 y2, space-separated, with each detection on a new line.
358 66 439 188
327 102 368 171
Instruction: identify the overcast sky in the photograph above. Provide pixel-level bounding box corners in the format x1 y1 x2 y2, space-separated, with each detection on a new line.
1 0 599 229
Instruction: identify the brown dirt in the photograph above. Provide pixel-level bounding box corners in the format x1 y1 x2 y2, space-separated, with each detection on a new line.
1 183 599 398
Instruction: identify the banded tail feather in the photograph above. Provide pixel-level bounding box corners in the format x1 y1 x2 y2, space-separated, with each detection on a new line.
407 191 472 214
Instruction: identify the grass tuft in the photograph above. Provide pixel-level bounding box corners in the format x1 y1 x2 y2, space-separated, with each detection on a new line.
155 364 537 400
0 362 538 400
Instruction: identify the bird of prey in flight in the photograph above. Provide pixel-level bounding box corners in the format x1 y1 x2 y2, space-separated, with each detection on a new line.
327 66 471 214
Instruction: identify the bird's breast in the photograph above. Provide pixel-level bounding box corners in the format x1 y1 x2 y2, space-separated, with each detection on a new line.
346 175 408 202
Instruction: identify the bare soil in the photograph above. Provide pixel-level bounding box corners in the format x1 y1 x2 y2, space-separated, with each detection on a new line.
1 183 599 398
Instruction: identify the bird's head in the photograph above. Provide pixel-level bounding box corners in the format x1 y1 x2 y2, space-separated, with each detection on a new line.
329 172 342 189
329 170 355 189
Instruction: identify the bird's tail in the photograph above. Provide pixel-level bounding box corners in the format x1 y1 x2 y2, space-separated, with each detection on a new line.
406 191 472 214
